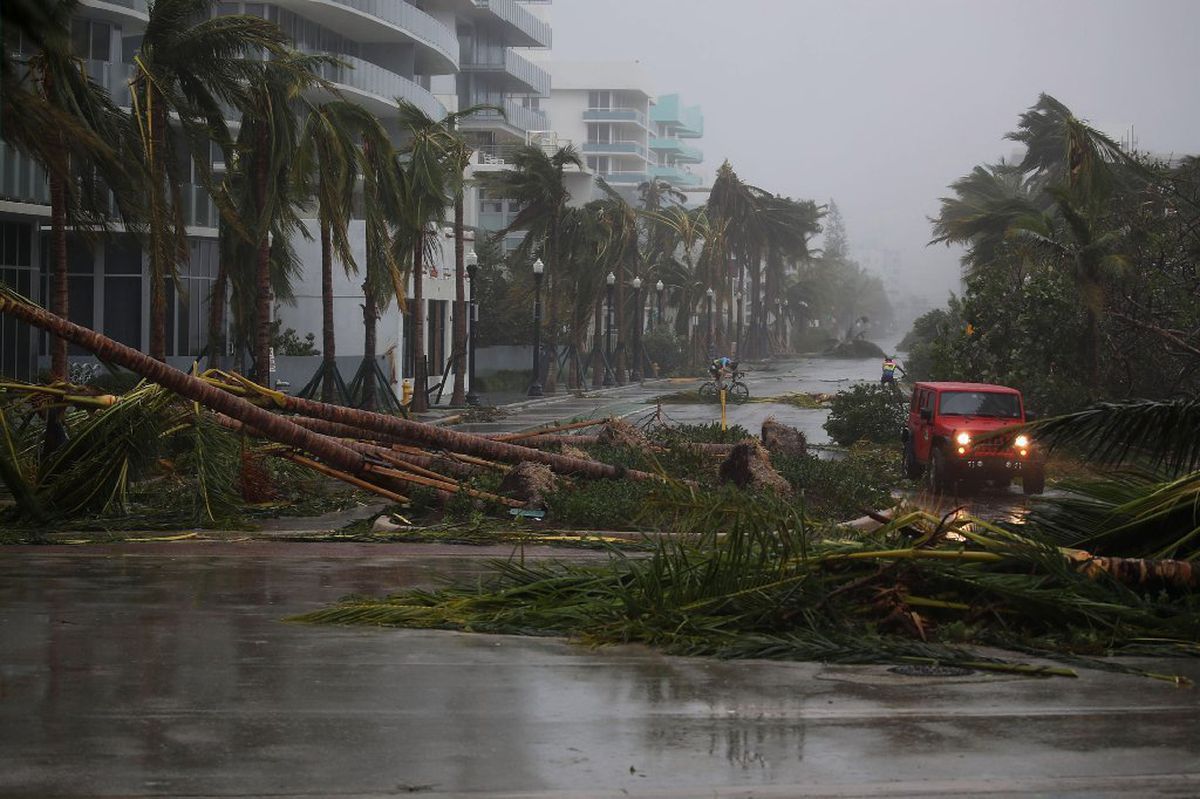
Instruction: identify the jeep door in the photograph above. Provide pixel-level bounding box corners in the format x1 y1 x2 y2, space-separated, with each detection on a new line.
913 388 935 462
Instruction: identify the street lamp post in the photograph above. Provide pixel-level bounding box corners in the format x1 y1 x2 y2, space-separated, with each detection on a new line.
655 279 664 329
631 276 643 382
733 290 741 358
465 249 480 405
705 287 715 359
603 271 616 387
781 298 790 351
528 258 544 397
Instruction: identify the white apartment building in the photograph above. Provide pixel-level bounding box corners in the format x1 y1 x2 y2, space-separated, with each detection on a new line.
544 62 705 201
0 0 552 398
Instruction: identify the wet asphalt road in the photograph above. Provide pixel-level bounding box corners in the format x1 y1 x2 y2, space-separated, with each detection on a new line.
3 545 1199 798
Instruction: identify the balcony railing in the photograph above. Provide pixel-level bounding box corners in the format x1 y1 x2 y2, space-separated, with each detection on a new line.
598 171 649 186
318 55 445 120
461 49 550 96
582 107 648 127
649 137 703 163
80 0 149 16
319 0 459 70
463 98 547 135
650 165 702 187
582 141 646 158
0 142 49 207
472 0 552 47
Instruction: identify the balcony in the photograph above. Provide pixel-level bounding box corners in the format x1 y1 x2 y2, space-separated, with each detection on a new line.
582 107 648 127
582 141 647 159
650 165 702 188
460 98 547 137
78 0 150 27
471 0 552 47
279 0 458 74
0 143 49 208
460 49 550 96
649 137 703 164
315 55 445 120
650 94 704 138
597 171 650 186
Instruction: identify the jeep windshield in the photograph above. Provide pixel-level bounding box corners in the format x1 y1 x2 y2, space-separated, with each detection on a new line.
938 391 1021 418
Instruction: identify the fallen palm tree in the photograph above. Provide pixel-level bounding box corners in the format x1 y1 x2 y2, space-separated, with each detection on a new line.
0 289 666 522
295 486 1200 683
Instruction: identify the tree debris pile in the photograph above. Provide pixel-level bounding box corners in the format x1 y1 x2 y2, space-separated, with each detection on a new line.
761 418 808 458
296 488 1200 683
498 462 557 510
718 441 793 497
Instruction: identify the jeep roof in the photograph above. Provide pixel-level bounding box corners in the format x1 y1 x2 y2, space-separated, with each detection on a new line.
912 381 1021 395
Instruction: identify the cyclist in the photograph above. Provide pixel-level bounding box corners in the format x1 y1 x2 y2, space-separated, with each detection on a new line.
709 356 736 388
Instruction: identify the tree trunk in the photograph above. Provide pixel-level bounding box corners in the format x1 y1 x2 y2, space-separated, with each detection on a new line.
410 235 428 412
615 259 626 385
544 214 559 395
148 98 169 363
252 124 272 386
0 292 366 474
207 257 227 371
450 192 467 407
320 218 336 403
48 166 69 382
750 258 763 359
362 279 378 411
591 294 603 388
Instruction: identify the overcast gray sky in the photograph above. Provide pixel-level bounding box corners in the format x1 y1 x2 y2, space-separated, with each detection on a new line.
551 0 1200 301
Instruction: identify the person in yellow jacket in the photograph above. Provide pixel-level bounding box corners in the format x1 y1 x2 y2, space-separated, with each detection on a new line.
881 356 905 385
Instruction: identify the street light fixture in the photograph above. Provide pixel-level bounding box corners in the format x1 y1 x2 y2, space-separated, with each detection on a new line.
528 258 545 397
603 271 616 386
631 276 643 382
465 248 480 405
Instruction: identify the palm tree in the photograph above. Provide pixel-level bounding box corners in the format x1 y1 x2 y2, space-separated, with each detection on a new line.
592 182 640 384
356 130 403 412
756 193 823 355
393 102 494 408
645 205 719 364
292 100 388 403
12 1 135 387
476 144 582 394
127 0 291 362
225 53 332 385
706 162 763 356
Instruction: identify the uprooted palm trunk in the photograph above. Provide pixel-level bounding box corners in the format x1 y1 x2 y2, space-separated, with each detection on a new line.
718 441 792 497
0 291 662 493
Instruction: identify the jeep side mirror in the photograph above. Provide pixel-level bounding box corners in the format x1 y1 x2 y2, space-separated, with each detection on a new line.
1025 411 1037 422
920 409 932 422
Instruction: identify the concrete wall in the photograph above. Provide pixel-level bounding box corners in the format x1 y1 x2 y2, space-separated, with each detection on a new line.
475 345 534 376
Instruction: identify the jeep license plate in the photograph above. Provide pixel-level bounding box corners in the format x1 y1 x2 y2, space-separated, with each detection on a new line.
966 460 985 469
1005 460 1022 470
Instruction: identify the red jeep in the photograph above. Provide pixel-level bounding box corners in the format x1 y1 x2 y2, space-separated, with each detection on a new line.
901 381 1045 495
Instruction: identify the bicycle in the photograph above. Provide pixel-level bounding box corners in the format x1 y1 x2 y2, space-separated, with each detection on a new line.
699 369 750 404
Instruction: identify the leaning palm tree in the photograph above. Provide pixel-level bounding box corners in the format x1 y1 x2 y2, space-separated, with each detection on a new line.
592 181 640 384
393 101 494 407
706 162 764 356
127 0 291 362
12 2 137 384
476 144 582 394
292 100 389 403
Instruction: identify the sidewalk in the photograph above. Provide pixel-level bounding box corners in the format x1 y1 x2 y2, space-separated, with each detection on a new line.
422 376 699 436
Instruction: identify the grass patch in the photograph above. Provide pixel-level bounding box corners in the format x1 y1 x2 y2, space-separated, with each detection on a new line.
775 444 899 521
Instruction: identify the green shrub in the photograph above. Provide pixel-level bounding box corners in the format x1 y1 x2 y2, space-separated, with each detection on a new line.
775 446 898 521
545 478 662 530
823 383 907 446
642 328 687 376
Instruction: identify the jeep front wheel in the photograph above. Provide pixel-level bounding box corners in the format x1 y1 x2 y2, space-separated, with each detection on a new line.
928 447 951 494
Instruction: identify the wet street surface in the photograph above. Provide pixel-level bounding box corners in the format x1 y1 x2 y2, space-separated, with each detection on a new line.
3 545 1199 797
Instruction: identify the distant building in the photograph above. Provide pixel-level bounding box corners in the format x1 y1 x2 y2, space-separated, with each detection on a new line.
544 62 705 201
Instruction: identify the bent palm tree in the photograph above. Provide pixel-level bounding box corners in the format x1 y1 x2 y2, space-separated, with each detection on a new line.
293 100 388 403
477 144 581 394
128 0 291 361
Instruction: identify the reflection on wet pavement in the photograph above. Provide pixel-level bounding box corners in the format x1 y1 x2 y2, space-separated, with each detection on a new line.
3 548 1198 797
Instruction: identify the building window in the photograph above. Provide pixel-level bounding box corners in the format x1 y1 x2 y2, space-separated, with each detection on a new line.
588 90 611 109
71 18 111 61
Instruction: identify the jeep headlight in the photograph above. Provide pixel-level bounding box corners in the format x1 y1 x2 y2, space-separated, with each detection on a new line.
1014 434 1030 448
955 431 971 446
